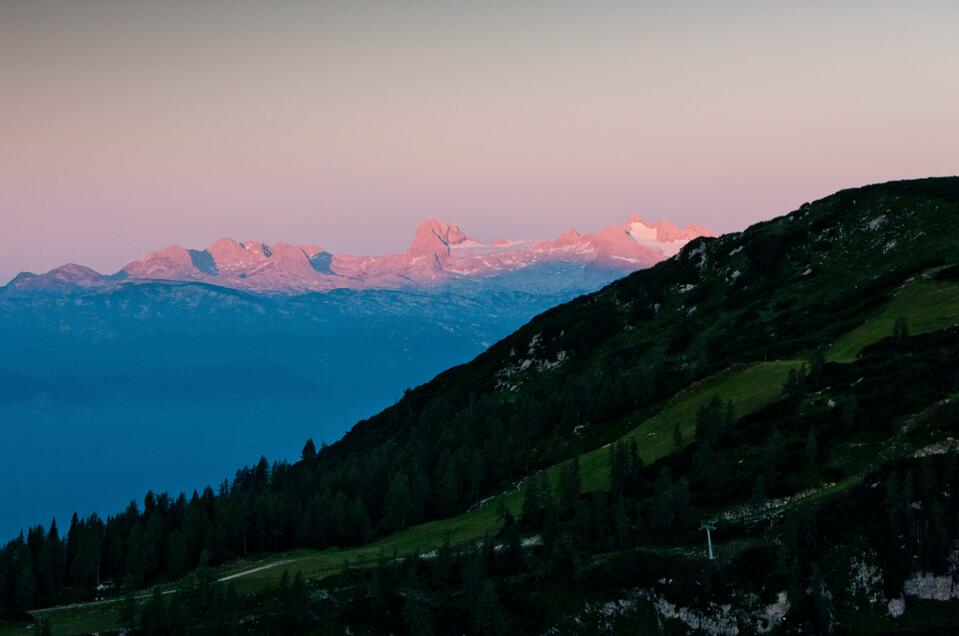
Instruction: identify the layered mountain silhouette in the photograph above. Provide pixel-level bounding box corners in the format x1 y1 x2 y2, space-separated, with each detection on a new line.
4 217 712 295
6 179 959 633
0 212 711 541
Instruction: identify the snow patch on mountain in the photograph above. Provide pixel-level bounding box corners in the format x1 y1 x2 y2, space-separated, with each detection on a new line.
5 215 713 295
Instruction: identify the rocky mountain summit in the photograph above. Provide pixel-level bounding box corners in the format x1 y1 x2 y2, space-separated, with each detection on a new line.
4 217 712 295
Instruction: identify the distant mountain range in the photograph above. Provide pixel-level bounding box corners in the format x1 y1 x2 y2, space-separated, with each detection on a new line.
0 213 710 540
3 217 712 295
5 178 959 634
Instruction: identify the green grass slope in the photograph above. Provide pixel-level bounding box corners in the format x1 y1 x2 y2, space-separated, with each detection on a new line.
6 177 959 635
828 271 959 361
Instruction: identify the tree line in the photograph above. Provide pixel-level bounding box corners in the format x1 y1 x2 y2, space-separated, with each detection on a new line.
0 354 692 617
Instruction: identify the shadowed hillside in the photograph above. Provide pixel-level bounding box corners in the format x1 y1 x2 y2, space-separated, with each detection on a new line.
3 177 959 635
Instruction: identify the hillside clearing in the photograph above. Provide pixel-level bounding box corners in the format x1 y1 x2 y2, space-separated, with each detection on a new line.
828 277 959 362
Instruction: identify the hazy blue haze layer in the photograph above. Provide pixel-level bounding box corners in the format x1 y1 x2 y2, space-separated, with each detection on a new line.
0 269 616 537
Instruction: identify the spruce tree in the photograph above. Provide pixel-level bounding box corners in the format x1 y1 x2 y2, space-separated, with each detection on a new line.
723 400 735 441
435 464 460 517
403 595 436 636
471 581 508 636
432 536 454 588
557 457 581 514
691 441 718 490
383 472 411 531
291 571 309 625
804 426 819 463
501 512 525 571
520 475 543 528
694 397 717 441
301 438 317 462
764 426 787 488
884 472 901 529
809 348 826 379
277 569 291 606
15 559 36 613
37 618 53 636
225 582 239 632
609 442 630 496
842 396 858 433
165 593 186 632
810 564 830 630
119 584 138 626
541 499 558 557
893 316 909 340
926 501 948 569
671 478 693 528
649 469 675 530
613 495 629 547
409 471 429 524
42 519 64 604
750 475 767 513
139 587 166 636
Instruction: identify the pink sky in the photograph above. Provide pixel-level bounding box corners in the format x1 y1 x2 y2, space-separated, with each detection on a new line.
2 1 958 282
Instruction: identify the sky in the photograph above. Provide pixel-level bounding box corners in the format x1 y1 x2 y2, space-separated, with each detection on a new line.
1 1 957 282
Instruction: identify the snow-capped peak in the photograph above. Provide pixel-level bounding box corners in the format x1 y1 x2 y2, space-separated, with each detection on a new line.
625 215 715 257
7 215 713 294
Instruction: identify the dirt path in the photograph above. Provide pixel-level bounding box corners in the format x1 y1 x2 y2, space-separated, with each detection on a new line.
217 559 296 582
35 559 298 615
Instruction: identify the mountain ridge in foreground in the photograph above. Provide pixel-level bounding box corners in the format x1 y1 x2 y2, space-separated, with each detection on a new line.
3 177 959 635
4 216 712 295
0 215 710 543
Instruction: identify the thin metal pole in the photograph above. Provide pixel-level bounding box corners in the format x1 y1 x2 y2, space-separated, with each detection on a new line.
700 521 716 560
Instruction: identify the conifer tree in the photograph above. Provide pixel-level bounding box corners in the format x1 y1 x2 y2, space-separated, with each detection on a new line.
557 457 581 514
224 582 239 632
613 495 629 547
893 316 909 340
649 469 675 530
764 426 787 488
301 438 317 462
884 472 901 529
291 571 309 624
435 464 460 517
501 512 525 571
541 499 558 557
166 593 186 632
842 396 858 433
804 426 819 463
609 442 630 496
403 595 436 636
383 472 411 531
15 559 36 614
409 471 429 525
471 581 508 636
750 475 767 513
695 397 718 441
432 536 454 588
139 587 166 636
520 475 543 528
118 584 138 627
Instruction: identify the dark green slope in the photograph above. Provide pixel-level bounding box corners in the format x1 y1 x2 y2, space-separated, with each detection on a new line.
325 176 959 481
4 177 959 635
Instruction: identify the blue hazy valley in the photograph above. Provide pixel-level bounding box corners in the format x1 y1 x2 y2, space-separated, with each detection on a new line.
0 274 614 538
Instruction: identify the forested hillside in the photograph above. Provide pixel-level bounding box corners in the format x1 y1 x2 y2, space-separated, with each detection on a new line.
2 177 959 635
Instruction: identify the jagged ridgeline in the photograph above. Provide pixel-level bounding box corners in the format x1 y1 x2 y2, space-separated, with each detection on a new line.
2 177 959 635
325 177 959 473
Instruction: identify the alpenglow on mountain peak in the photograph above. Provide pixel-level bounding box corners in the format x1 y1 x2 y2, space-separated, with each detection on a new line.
5 216 713 295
